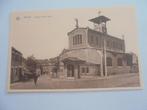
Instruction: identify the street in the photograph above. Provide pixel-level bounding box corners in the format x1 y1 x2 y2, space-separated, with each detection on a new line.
10 73 140 90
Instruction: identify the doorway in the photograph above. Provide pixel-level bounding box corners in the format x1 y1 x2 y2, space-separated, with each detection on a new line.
67 64 74 77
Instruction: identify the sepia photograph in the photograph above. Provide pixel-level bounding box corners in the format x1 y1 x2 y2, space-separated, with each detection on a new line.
8 7 142 92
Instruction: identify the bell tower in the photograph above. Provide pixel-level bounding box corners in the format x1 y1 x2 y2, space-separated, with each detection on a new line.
89 12 110 34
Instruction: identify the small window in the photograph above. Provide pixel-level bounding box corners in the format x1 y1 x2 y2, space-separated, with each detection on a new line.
82 67 85 73
117 58 123 66
91 36 94 43
120 43 123 50
75 35 78 44
106 41 110 47
107 57 112 66
73 37 75 45
86 67 89 73
126 55 132 66
79 35 82 44
96 37 98 45
77 35 79 44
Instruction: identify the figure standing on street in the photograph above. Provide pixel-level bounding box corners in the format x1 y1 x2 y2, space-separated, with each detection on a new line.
33 67 41 86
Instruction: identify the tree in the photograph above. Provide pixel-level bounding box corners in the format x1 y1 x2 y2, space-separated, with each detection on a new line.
26 55 37 73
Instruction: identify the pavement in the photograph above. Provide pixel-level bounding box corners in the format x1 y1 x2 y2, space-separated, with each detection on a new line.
10 73 141 90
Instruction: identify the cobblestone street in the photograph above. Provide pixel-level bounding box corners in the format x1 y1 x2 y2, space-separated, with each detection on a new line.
10 73 140 90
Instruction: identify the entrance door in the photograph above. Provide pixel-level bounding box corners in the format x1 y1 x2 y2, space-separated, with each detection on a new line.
67 64 74 77
97 64 101 76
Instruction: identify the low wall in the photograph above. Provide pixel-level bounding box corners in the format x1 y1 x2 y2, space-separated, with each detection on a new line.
107 66 131 75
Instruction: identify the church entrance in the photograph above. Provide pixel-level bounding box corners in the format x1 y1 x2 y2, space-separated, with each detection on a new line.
62 57 85 79
67 64 74 77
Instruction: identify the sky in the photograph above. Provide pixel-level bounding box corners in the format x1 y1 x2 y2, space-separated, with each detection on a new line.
10 6 140 59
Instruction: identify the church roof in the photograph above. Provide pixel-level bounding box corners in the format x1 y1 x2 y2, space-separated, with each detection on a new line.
60 48 102 64
89 15 110 24
67 27 123 41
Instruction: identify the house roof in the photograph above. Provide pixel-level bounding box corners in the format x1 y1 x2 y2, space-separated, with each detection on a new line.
67 27 87 35
12 47 22 55
67 27 123 42
60 48 102 64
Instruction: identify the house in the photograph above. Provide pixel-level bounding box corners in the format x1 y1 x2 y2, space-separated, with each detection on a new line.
11 47 23 83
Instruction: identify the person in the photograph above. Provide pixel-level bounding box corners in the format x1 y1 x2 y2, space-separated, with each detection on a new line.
33 67 41 86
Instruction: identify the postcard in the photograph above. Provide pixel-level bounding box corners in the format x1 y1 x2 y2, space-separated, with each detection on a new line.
8 7 143 92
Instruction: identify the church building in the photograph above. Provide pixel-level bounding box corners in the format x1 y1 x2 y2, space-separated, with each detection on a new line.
51 13 138 79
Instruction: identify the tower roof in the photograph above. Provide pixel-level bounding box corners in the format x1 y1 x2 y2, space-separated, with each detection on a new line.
89 15 110 24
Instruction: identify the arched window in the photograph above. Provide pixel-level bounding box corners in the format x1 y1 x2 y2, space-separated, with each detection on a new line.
107 57 112 66
117 58 123 66
73 34 82 45
73 36 75 45
86 67 89 73
91 36 94 43
82 67 85 73
79 35 82 44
